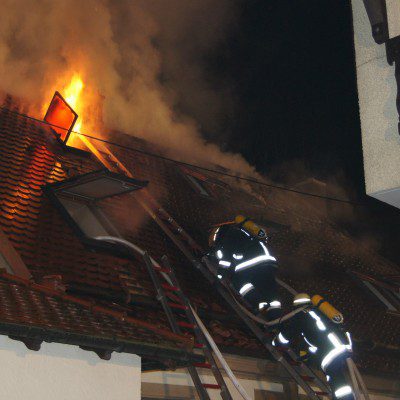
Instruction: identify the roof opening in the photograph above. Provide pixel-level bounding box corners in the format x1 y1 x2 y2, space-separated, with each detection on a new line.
44 91 78 144
51 169 147 201
44 169 148 246
180 166 213 197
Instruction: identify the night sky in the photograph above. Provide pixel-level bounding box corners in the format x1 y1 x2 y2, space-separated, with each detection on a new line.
224 0 361 186
206 0 400 263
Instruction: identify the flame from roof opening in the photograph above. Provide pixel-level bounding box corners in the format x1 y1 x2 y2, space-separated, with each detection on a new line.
63 74 84 133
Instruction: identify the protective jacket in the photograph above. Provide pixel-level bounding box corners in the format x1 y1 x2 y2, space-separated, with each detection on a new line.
278 305 354 400
209 222 280 317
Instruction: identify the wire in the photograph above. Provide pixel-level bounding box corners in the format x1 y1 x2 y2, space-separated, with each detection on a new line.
0 104 361 205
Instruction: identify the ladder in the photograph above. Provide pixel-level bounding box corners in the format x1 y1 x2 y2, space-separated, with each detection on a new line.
142 252 233 400
137 193 331 399
81 136 332 399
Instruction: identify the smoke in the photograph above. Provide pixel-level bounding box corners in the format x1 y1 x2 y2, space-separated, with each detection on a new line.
1 0 395 268
0 0 255 174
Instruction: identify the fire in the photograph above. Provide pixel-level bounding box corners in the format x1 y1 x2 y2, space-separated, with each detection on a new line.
43 71 103 148
64 75 83 108
63 74 84 133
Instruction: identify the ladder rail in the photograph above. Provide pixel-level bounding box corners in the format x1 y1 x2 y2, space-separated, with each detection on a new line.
83 136 333 400
141 252 211 400
139 195 322 400
136 191 323 399
347 358 370 400
285 347 331 396
161 256 234 400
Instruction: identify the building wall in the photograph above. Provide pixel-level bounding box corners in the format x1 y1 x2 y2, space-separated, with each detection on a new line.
351 0 400 208
142 353 286 400
141 353 400 400
0 336 141 400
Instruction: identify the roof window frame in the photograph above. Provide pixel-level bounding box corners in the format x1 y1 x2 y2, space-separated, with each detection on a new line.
349 270 400 314
44 168 148 255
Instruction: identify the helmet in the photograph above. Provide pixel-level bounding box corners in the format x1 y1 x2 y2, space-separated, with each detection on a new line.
293 293 311 306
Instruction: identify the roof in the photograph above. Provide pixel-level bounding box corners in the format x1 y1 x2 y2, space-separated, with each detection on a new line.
0 98 400 376
0 271 194 370
0 103 198 370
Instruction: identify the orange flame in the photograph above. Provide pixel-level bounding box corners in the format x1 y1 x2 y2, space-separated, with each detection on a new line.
43 71 103 148
63 74 84 133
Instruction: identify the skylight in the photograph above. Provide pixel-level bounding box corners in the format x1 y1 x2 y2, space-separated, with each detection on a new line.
44 169 148 244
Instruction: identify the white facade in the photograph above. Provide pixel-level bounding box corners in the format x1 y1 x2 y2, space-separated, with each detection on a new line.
351 0 400 209
141 352 400 400
0 333 398 400
0 336 141 400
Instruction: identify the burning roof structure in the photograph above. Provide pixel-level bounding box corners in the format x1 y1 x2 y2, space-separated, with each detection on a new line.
0 89 400 392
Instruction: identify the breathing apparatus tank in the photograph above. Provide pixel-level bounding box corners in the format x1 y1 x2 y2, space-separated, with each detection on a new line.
235 215 266 239
311 295 344 324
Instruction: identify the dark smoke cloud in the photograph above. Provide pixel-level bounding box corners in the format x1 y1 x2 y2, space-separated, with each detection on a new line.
1 0 395 269
0 0 253 173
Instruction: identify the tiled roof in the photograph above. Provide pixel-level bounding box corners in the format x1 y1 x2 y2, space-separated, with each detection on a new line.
0 104 196 368
99 134 400 374
0 270 195 368
0 107 148 298
0 99 400 376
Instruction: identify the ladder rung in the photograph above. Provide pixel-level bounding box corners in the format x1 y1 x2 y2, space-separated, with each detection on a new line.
161 283 179 292
300 375 315 382
155 266 172 274
193 362 212 369
202 383 221 389
168 302 188 310
166 292 184 304
177 321 195 329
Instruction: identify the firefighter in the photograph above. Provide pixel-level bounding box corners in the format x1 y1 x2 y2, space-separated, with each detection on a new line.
276 293 354 400
208 215 281 320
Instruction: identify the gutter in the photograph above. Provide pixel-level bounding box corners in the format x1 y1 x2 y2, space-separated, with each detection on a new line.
0 271 192 347
0 321 203 369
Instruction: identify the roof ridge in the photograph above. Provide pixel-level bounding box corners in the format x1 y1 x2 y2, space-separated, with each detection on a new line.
0 270 192 347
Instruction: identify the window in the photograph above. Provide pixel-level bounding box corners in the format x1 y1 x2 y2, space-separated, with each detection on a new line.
0 252 13 274
362 280 400 312
57 197 111 238
351 271 400 313
180 166 231 198
44 91 78 144
180 166 212 197
185 173 210 196
44 169 148 248
0 229 32 278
